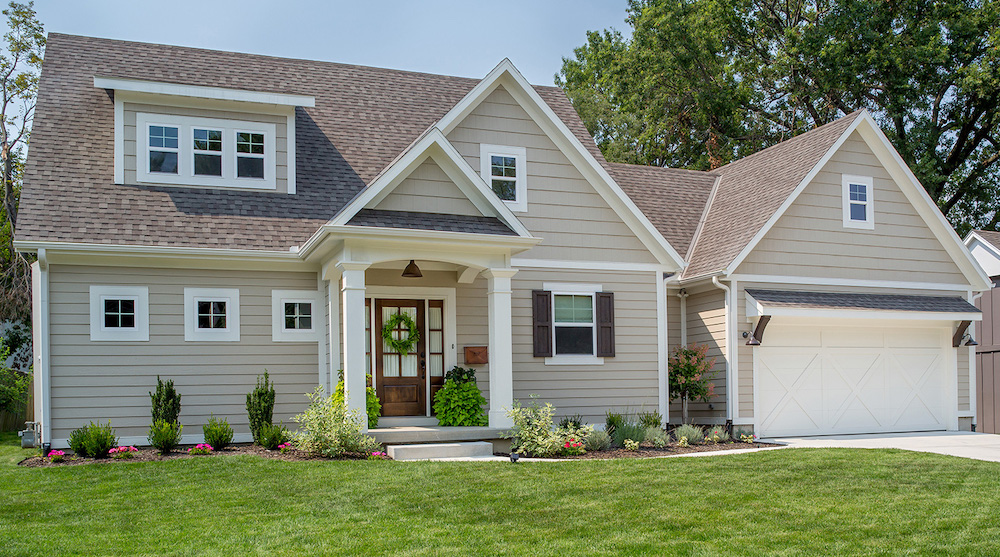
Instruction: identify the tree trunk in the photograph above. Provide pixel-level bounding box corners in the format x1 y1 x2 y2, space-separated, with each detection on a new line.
681 395 690 425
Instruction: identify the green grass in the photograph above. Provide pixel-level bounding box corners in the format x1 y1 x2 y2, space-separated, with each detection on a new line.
2 433 1000 555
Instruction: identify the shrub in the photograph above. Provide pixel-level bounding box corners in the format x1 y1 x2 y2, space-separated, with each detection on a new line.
705 426 731 443
332 371 381 429
506 396 557 456
678 436 689 447
611 420 646 448
188 443 213 456
584 430 612 452
0 342 29 414
258 422 289 450
293 387 382 458
623 439 640 451
149 377 182 425
247 371 276 444
70 421 117 459
558 414 584 430
432 367 487 426
109 446 138 460
644 427 669 448
637 411 663 429
202 416 234 451
605 411 626 436
148 419 183 454
674 423 705 444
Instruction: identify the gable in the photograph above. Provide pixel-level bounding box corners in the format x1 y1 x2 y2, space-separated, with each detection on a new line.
735 131 968 284
445 85 659 265
967 232 1000 278
372 158 483 217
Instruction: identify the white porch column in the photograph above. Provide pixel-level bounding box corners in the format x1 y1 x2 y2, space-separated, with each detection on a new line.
338 262 370 431
484 268 517 429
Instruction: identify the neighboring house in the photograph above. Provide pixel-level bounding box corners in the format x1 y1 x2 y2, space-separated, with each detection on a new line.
964 230 1000 433
14 34 990 449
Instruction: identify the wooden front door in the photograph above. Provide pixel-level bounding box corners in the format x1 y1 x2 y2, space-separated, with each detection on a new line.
375 299 426 416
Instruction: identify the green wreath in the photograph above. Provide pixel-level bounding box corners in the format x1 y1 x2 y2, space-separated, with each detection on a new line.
381 312 420 355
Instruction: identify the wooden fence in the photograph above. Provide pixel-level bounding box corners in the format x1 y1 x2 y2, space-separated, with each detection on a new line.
0 379 33 432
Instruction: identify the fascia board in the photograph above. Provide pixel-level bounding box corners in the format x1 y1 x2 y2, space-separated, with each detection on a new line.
95 76 315 107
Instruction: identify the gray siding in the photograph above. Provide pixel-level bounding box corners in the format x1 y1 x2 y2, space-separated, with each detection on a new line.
447 85 658 264
674 287 727 421
123 102 289 193
374 159 482 216
735 132 967 284
47 265 319 441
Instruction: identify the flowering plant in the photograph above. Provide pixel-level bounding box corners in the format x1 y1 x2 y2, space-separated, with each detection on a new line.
668 343 717 424
188 443 213 456
48 450 65 463
740 433 757 444
623 439 640 451
367 451 388 461
560 437 586 456
677 436 689 448
109 446 139 460
278 442 294 454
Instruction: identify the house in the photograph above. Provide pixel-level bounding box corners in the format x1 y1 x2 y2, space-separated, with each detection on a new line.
14 34 990 449
964 230 1000 433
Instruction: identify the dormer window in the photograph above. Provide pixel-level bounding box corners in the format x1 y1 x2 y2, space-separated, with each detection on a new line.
136 113 276 190
480 144 527 212
842 174 874 229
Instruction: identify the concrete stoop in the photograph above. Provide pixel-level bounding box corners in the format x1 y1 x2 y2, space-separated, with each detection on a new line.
386 441 495 461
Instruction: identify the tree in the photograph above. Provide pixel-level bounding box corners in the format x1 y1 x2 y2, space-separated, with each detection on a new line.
667 343 716 424
558 0 1000 234
0 1 43 322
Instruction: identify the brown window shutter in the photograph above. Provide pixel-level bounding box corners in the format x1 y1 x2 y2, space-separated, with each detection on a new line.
596 292 615 357
532 290 553 357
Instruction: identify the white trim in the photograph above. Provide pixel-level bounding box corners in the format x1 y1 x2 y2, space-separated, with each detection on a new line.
969 290 978 424
271 289 322 342
433 59 685 269
94 76 315 107
479 144 527 212
511 257 671 272
544 354 605 366
656 271 669 426
286 111 297 194
712 277 733 421
32 253 51 446
14 240 300 261
842 174 875 229
136 113 277 190
542 282 603 293
964 231 1000 279
88 285 149 342
729 278 739 420
544 282 603 365
330 128 533 238
728 273 974 292
183 287 240 342
113 96 124 183
744 292 980 322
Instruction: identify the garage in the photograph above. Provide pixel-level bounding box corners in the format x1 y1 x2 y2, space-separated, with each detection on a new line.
746 289 981 438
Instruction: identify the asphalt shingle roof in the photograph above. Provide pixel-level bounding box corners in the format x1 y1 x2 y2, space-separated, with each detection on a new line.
972 230 1000 252
347 209 516 235
746 289 980 314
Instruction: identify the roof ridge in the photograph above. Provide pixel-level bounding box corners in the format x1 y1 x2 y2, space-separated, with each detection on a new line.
605 161 719 176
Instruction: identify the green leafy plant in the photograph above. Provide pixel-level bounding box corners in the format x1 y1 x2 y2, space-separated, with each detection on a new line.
505 396 593 457
674 424 705 445
637 411 663 429
623 439 640 451
149 376 181 425
247 371 276 444
611 420 645 448
203 416 234 451
558 414 584 430
668 344 717 424
332 371 381 429
70 421 117 459
381 312 420 355
433 366 486 427
605 411 625 436
584 430 611 452
0 341 29 414
293 387 382 458
644 427 669 448
148 419 183 454
258 422 289 450
678 436 689 448
706 426 731 443
68 426 89 457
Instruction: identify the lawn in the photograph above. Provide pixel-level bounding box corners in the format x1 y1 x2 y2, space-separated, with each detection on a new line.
2 434 1000 555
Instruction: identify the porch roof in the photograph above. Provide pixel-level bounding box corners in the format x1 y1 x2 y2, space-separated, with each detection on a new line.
347 209 516 236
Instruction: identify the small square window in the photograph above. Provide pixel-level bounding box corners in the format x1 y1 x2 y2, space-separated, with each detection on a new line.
90 286 149 342
237 132 265 154
102 298 137 329
149 126 178 149
284 302 313 330
196 300 227 330
185 288 240 342
850 202 866 221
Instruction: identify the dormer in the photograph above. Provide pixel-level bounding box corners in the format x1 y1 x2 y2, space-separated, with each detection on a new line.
95 77 315 194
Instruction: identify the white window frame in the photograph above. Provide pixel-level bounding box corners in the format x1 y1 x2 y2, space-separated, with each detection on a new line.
271 289 322 342
89 285 149 342
137 113 276 190
184 288 240 342
480 143 527 212
842 174 874 230
543 282 604 366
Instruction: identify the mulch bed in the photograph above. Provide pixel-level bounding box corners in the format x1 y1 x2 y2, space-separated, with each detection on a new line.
501 440 778 460
19 444 379 467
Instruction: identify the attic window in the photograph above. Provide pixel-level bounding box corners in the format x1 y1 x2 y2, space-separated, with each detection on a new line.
480 144 527 212
842 174 874 229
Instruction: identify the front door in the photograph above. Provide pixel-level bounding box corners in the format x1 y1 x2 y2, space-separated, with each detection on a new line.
375 299 426 416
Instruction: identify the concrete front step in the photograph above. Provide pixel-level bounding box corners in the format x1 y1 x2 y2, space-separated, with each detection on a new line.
387 441 495 461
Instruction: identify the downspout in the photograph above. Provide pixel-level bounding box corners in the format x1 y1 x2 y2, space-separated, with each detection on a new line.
37 248 51 450
677 289 688 346
712 276 733 423
972 290 984 431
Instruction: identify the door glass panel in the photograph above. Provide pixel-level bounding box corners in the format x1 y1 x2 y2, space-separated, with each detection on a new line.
399 306 419 377
401 354 419 377
381 306 399 376
429 306 442 329
430 331 443 353
430 354 444 377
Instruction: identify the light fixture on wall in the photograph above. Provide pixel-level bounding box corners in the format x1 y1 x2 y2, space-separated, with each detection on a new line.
965 335 979 347
402 260 422 278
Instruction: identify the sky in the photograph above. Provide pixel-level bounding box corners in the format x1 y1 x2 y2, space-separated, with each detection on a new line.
34 0 632 86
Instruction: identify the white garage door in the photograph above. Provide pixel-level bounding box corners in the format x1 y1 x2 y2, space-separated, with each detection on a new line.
757 323 952 437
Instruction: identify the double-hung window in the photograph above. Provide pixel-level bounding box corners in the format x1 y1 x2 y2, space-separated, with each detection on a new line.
271 290 322 342
480 144 527 212
842 174 874 229
184 288 240 342
89 286 149 342
532 283 615 365
554 294 595 355
137 113 276 189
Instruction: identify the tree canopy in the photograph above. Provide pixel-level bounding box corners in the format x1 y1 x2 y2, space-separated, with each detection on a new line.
557 0 1000 235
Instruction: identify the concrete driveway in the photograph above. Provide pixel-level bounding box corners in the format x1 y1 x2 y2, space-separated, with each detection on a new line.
769 431 1000 463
